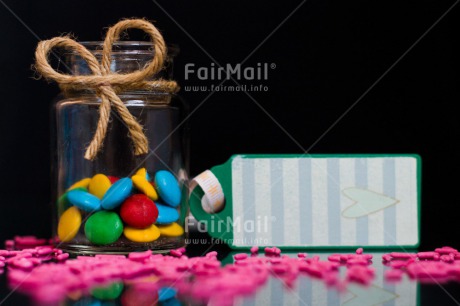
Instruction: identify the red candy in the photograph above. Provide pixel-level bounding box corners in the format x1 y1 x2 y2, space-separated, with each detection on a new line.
121 285 159 306
107 176 120 184
120 194 158 228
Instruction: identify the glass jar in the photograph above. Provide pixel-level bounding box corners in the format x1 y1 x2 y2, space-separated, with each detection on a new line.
51 42 189 254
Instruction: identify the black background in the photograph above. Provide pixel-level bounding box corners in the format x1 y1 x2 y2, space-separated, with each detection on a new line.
0 0 459 250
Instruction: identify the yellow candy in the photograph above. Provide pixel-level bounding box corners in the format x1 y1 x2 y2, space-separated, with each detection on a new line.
88 174 112 199
58 206 82 242
132 175 158 200
68 178 91 191
157 223 184 237
124 275 159 285
123 224 160 242
67 290 83 301
135 168 147 178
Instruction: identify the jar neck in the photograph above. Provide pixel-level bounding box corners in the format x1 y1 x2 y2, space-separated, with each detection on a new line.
61 90 174 104
61 42 178 101
64 41 177 79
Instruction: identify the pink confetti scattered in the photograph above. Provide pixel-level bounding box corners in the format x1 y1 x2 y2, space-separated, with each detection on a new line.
383 246 460 283
347 265 375 285
264 247 274 255
13 236 48 248
435 247 458 255
417 251 437 260
389 259 414 269
170 249 183 258
234 253 248 260
264 247 281 256
384 269 403 281
5 237 459 305
389 252 417 259
328 252 372 265
56 253 70 261
1 243 383 304
206 251 218 258
128 250 152 261
5 240 14 249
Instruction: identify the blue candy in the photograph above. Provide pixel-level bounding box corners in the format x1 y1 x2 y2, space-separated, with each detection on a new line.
101 178 133 210
67 190 101 212
72 298 102 306
156 202 179 224
154 171 181 207
158 287 177 302
161 298 181 306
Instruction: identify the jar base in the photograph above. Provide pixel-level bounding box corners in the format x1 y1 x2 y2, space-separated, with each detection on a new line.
58 238 186 256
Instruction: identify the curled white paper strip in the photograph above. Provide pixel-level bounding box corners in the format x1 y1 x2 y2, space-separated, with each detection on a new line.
190 170 225 213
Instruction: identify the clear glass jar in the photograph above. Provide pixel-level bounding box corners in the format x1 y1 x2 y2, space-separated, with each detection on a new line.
51 42 189 254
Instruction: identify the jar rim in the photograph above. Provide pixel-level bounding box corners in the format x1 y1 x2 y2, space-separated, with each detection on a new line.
73 41 179 57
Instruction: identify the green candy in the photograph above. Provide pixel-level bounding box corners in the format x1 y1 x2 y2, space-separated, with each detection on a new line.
91 282 124 300
84 211 123 245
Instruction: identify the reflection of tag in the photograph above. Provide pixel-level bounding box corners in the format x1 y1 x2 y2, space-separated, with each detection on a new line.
230 252 416 306
190 154 421 249
345 285 397 306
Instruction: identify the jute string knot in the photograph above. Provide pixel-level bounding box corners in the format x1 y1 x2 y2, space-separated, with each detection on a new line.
34 19 179 160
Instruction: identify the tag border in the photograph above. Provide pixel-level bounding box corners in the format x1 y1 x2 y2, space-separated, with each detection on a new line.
190 154 421 250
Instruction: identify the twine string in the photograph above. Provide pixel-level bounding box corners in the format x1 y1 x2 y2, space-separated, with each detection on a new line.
34 19 178 160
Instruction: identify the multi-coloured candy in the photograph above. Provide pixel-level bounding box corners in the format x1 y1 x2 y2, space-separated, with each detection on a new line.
123 224 161 242
84 211 123 245
132 174 158 201
57 168 184 246
155 170 181 207
156 202 180 224
157 223 184 237
101 178 133 210
120 194 158 228
67 189 101 212
57 207 82 242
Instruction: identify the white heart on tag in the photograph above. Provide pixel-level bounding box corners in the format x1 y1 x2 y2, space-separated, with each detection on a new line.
342 187 399 218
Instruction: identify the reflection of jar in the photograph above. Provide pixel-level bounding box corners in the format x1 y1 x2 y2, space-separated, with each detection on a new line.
50 41 188 254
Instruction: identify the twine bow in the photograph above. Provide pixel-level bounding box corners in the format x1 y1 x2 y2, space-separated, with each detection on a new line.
34 19 179 160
